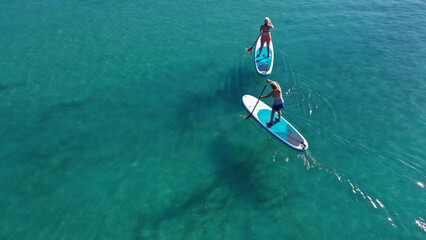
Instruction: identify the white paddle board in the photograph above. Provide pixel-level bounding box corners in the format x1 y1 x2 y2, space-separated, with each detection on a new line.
242 94 308 151
254 37 274 76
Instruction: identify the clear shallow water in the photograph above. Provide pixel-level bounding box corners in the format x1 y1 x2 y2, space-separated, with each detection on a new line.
0 0 425 239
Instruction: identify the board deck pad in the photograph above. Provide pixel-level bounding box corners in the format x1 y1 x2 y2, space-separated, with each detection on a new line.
254 38 274 76
242 95 308 151
257 109 305 146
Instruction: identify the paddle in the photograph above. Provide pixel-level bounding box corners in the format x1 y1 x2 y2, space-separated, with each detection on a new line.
246 33 262 52
245 81 269 119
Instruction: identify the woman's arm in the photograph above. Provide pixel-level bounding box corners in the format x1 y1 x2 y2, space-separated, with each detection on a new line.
267 79 276 85
261 92 272 98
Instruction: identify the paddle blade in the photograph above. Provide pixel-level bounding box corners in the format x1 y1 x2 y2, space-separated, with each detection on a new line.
244 114 252 119
246 47 253 52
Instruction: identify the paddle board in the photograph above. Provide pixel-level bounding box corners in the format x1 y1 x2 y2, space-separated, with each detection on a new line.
254 37 274 76
242 94 308 151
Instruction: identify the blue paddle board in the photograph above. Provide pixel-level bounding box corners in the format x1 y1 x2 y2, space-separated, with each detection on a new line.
242 94 308 151
254 37 274 76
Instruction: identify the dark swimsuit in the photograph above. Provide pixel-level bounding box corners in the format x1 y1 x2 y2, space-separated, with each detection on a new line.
272 96 284 111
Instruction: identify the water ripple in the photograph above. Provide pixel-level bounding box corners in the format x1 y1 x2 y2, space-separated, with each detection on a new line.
297 150 398 228
415 217 426 232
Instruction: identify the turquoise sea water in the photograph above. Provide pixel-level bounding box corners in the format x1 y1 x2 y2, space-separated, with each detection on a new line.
1 0 425 239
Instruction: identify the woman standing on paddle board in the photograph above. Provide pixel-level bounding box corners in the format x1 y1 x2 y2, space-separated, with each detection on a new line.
261 79 284 126
258 17 274 57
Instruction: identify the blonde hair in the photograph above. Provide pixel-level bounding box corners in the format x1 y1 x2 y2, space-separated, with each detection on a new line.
270 81 281 92
264 17 271 25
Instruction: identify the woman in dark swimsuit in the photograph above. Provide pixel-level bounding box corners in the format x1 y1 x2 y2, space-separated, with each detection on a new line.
261 79 284 126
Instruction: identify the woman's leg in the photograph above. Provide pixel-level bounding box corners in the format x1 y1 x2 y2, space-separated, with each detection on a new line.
266 41 270 57
268 109 276 125
258 40 265 57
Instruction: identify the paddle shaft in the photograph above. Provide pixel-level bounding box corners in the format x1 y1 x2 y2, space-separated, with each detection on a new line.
245 82 268 119
247 33 262 52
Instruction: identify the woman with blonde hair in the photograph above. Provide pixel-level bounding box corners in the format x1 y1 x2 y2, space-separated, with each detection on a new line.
261 79 284 126
258 17 274 57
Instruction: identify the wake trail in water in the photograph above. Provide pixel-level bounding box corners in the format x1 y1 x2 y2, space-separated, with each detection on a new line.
297 150 398 228
274 48 398 229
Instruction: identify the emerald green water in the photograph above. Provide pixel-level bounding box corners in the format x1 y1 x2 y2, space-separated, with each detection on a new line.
1 0 425 239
